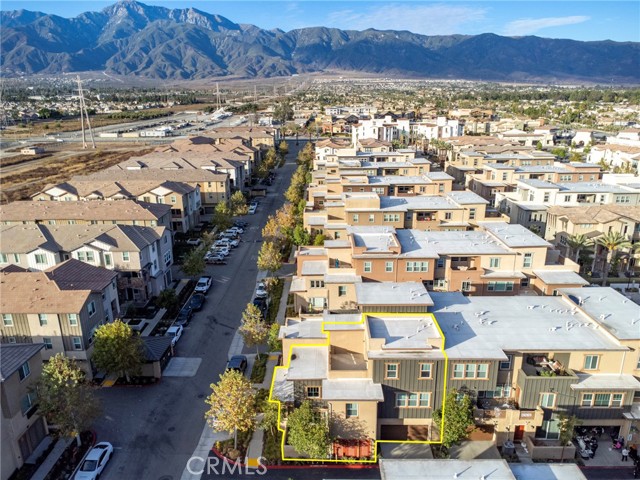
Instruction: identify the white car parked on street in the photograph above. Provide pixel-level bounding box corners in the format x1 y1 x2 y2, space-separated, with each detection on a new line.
166 325 184 347
74 442 113 480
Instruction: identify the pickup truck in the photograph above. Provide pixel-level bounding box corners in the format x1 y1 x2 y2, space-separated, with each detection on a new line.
194 276 212 293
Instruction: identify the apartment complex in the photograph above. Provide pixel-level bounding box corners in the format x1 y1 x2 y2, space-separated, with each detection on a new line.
0 223 173 302
275 287 640 453
1 344 47 480
0 260 120 377
0 200 171 229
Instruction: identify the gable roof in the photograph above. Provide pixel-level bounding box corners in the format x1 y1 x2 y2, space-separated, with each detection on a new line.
0 343 45 382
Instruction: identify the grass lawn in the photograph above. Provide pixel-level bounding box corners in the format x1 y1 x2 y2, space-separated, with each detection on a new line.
250 353 269 383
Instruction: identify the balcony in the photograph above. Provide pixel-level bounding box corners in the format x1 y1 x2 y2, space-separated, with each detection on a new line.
330 349 368 378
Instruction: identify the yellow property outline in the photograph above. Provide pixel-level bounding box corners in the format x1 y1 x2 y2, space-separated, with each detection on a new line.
267 311 449 463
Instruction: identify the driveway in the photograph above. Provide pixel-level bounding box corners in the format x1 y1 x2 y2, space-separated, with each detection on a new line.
95 142 304 480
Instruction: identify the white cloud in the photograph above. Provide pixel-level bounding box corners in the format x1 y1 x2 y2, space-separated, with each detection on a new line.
503 15 590 36
325 4 487 36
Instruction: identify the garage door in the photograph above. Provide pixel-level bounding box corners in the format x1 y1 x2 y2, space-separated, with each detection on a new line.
381 425 430 441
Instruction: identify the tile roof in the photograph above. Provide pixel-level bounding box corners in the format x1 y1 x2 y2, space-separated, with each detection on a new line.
0 343 45 382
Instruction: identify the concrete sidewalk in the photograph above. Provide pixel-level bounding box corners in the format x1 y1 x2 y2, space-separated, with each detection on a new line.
30 437 73 480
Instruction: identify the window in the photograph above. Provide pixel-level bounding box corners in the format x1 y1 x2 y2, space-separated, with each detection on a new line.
499 354 513 370
68 314 78 326
34 254 46 264
454 363 488 379
363 262 372 273
584 355 599 370
38 314 47 326
164 251 172 266
2 314 13 326
306 386 320 398
86 251 95 262
581 393 593 407
43 337 53 350
8 337 16 344
406 261 429 272
385 363 399 379
383 214 400 222
352 214 359 223
369 214 375 223
338 286 347 297
20 392 37 416
13 253 20 263
0 253 6 263
87 301 96 317
543 193 550 202
487 281 514 292
170 196 177 204
310 280 325 288
385 261 393 272
581 393 625 408
104 254 112 267
122 252 130 262
469 208 476 220
461 281 472 292
72 337 83 350
396 392 430 408
564 195 571 202
346 403 358 418
436 258 445 268
523 253 533 268
540 392 556 408
419 363 432 379
612 393 624 407
489 257 501 268
18 362 30 381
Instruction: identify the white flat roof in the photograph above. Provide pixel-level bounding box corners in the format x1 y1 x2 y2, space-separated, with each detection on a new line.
396 229 510 257
431 292 626 359
447 190 490 205
380 459 516 480
271 368 294 403
480 222 551 247
301 260 328 275
356 282 433 306
510 464 587 480
280 319 326 340
533 270 589 285
560 287 640 340
571 374 640 390
287 346 328 380
368 315 441 350
322 379 384 401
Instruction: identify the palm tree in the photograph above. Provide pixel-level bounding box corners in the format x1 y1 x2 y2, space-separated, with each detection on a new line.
595 231 632 286
566 234 593 265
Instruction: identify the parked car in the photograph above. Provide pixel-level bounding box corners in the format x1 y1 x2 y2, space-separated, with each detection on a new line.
252 297 268 317
205 254 226 265
194 276 213 293
176 305 193 325
214 239 231 248
166 325 183 347
228 226 244 235
255 281 268 299
226 355 248 374
186 238 202 246
75 442 113 480
228 238 240 248
211 246 230 257
248 204 257 215
189 294 206 311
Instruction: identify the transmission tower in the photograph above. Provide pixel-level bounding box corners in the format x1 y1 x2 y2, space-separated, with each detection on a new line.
76 76 96 149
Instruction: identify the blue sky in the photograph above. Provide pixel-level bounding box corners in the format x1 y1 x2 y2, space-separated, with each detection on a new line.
3 1 639 42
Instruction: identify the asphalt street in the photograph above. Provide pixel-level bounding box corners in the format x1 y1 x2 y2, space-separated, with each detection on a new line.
93 141 305 480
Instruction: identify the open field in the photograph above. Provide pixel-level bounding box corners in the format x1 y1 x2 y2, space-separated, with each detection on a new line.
0 144 155 204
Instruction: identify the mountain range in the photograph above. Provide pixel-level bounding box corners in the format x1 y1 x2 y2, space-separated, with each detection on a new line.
1 0 638 83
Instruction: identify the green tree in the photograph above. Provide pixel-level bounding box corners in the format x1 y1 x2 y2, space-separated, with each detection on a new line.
286 400 330 458
156 288 178 311
267 322 281 352
566 233 593 265
181 246 206 279
229 190 248 216
551 147 567 160
558 414 582 462
536 141 543 150
432 390 474 448
292 224 311 246
262 214 287 248
212 201 233 232
257 241 283 275
239 303 268 354
273 100 294 124
278 140 289 155
92 320 145 382
595 231 632 285
205 370 256 450
35 354 101 445
313 233 326 246
260 401 280 437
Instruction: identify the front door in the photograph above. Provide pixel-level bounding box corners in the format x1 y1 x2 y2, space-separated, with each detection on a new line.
514 425 525 441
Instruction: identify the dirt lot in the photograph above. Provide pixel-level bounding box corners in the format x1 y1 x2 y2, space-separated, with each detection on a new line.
0 144 156 204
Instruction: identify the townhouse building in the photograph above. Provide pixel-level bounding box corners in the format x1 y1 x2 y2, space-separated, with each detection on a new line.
0 200 171 230
496 128 555 147
495 179 640 234
0 260 120 378
291 222 583 313
33 177 200 234
304 191 490 240
466 162 602 204
350 116 464 147
205 126 281 151
114 151 245 195
1 343 47 480
275 286 640 454
0 223 173 303
588 144 640 173
545 205 640 271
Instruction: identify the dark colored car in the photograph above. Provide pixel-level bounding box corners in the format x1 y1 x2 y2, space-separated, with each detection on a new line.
189 294 206 311
176 305 194 325
226 355 248 374
252 297 268 317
